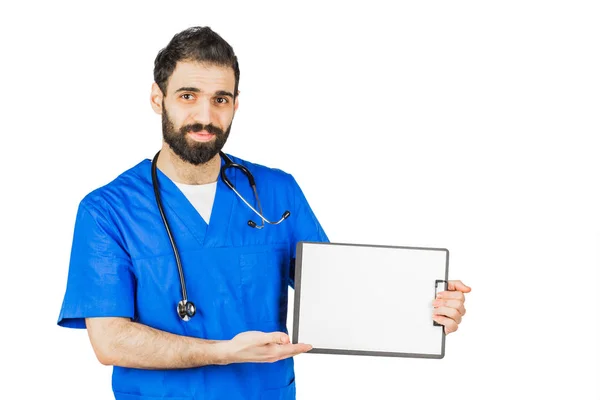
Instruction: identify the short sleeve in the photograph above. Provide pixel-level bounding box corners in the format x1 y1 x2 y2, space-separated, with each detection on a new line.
288 175 329 288
57 201 135 329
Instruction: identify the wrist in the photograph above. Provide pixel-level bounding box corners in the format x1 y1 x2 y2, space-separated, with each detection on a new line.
210 340 234 366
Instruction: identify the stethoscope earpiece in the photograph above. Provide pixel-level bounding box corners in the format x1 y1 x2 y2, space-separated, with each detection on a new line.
248 210 290 229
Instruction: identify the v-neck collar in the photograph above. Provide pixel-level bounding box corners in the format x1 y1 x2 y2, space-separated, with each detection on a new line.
144 154 237 248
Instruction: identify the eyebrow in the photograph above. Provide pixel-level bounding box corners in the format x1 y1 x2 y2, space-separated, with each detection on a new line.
174 87 234 98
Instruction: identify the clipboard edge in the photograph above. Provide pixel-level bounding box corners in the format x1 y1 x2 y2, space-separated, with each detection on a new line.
291 241 305 345
299 240 449 254
292 241 449 359
306 348 445 359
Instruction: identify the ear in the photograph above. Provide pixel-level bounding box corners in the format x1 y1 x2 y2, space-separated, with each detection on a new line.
234 90 240 112
150 83 164 115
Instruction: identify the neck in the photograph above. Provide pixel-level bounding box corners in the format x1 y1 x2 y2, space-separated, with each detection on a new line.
156 144 221 185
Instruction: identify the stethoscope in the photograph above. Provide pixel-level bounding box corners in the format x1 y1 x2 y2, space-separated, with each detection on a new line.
151 150 291 321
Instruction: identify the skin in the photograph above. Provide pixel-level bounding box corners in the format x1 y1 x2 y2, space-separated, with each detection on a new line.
86 317 309 368
86 61 471 368
152 60 238 185
433 280 472 334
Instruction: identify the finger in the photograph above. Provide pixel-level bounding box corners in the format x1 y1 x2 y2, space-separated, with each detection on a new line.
432 299 466 315
432 315 459 334
432 306 462 325
274 343 313 361
436 290 465 301
448 280 471 293
266 332 290 345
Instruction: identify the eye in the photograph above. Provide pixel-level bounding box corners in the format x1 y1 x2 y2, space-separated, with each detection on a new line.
214 97 229 105
181 93 195 101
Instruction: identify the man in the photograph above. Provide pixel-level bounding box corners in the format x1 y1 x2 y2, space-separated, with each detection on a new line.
57 26 471 400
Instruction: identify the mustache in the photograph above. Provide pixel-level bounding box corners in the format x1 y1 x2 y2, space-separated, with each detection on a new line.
181 123 224 136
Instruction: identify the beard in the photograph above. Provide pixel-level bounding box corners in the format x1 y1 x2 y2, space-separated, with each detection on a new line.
161 105 232 165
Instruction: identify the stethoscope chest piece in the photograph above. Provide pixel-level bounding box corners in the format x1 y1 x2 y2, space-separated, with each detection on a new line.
177 300 196 321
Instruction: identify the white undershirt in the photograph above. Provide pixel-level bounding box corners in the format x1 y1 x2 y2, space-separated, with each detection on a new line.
173 181 218 224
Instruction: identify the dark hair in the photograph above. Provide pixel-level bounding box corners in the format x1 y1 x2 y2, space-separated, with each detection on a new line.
153 26 240 98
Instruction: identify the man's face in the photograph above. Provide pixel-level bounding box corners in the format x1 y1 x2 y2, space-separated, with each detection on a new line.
159 61 238 165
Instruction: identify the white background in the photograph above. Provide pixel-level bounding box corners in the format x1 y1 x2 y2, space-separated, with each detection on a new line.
1 1 598 399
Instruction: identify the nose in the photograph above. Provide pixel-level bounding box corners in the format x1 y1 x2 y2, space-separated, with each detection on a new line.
190 97 213 126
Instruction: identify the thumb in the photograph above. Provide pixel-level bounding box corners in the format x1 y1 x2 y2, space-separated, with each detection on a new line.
267 332 290 345
448 280 472 293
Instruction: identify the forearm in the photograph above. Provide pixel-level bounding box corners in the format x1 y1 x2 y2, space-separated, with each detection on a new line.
86 317 229 369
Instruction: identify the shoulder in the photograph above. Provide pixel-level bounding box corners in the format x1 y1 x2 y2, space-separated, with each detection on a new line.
78 159 151 217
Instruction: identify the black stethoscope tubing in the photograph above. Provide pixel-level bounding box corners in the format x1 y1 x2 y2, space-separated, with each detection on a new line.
151 150 290 321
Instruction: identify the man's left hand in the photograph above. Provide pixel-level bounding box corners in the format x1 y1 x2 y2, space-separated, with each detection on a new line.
432 280 471 334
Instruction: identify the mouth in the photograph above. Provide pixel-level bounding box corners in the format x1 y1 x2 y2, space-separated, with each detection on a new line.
188 130 216 142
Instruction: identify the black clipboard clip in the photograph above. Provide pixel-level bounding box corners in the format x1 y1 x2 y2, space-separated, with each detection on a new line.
433 279 448 327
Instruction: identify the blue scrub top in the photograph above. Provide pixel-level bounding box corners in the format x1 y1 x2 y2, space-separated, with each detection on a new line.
57 153 329 400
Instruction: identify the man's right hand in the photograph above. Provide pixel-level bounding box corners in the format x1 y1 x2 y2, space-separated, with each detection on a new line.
86 317 311 368
221 331 312 364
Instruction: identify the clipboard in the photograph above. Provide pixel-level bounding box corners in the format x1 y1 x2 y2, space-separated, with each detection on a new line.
292 241 449 359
